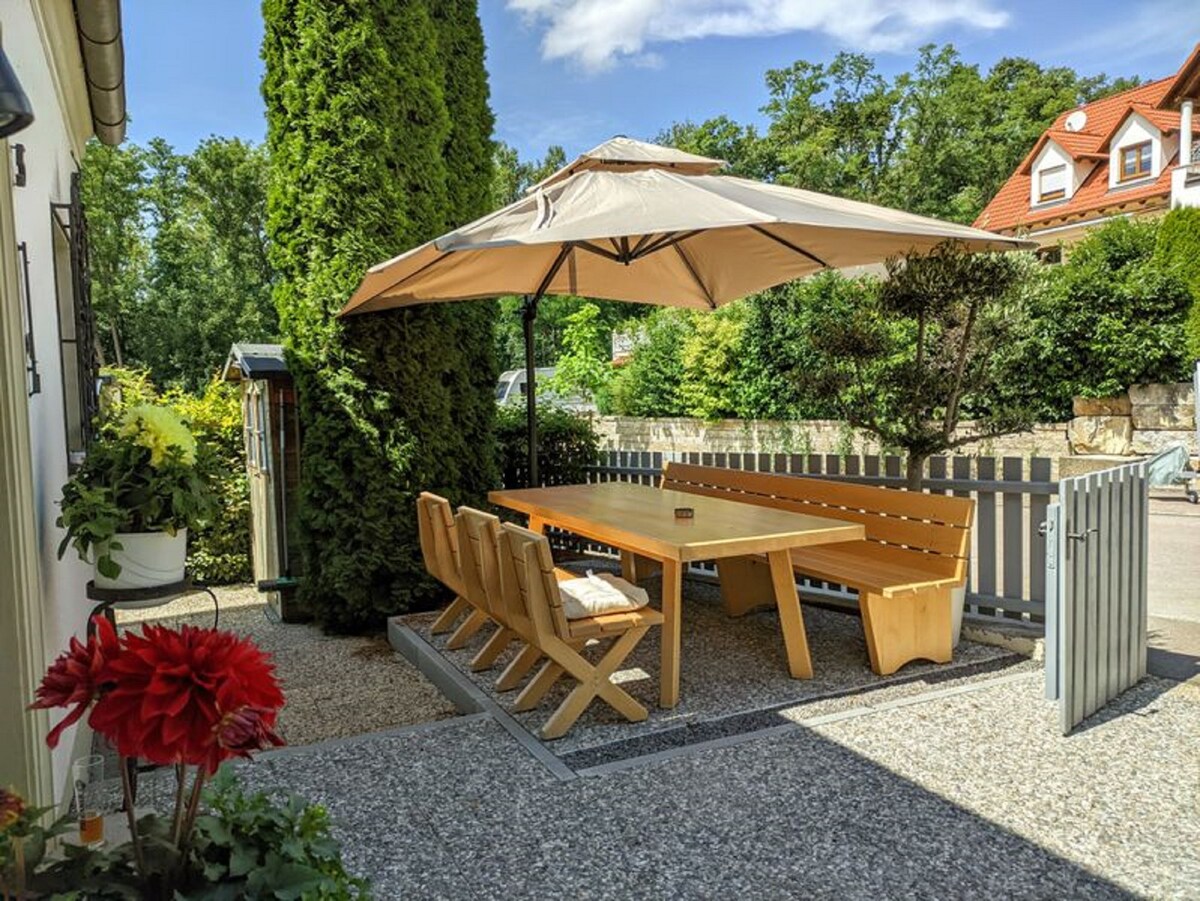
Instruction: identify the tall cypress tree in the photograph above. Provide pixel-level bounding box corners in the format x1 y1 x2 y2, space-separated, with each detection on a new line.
262 0 498 631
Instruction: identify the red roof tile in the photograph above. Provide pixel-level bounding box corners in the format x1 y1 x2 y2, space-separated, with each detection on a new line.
975 76 1190 233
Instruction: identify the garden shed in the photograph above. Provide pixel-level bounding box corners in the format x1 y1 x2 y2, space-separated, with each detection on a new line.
221 343 304 621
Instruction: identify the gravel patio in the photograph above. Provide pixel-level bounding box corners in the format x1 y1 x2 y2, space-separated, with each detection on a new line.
114 581 1200 898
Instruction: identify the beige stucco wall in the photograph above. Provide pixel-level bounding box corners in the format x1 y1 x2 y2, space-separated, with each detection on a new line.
2 0 97 803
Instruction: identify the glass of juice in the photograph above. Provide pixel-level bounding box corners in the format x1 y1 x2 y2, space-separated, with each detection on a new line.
72 755 106 848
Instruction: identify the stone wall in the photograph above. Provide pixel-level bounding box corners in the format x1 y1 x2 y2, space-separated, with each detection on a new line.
1068 383 1197 456
594 416 1072 459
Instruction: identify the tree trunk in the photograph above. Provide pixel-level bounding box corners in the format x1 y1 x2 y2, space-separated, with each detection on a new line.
904 452 926 492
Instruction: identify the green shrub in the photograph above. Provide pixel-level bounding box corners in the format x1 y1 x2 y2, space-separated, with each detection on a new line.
1155 207 1200 360
496 403 599 488
680 303 746 420
1028 218 1192 415
165 380 253 584
606 309 693 416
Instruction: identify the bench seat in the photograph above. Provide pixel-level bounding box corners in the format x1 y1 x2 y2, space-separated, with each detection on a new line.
660 462 974 676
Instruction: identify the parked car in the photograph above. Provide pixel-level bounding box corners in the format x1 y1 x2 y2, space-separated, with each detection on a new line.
495 368 595 413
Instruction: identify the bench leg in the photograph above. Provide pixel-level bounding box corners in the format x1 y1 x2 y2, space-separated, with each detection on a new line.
620 550 662 584
470 626 517 672
445 609 489 650
859 587 954 676
718 555 776 618
496 644 542 692
430 596 470 634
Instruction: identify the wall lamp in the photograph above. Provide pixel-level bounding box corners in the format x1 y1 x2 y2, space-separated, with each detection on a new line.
0 47 34 139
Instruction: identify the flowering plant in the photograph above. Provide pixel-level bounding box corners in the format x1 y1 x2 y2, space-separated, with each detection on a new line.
0 786 73 899
57 403 216 578
27 617 284 894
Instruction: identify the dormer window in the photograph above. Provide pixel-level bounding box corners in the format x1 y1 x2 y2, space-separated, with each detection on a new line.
1039 164 1067 202
1119 141 1152 182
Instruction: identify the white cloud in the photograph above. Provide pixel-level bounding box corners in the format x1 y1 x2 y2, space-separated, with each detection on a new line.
506 0 1010 72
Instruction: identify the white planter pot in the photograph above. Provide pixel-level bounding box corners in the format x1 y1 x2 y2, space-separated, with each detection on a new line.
94 529 188 598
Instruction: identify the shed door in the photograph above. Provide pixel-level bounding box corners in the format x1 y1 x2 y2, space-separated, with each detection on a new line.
244 380 279 592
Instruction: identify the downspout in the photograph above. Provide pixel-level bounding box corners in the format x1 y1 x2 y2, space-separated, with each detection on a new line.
1182 100 1194 168
73 0 126 146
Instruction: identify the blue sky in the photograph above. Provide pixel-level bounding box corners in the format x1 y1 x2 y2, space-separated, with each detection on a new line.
123 1 1199 163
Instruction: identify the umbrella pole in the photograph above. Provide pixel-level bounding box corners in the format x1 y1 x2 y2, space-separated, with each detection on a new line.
521 295 539 487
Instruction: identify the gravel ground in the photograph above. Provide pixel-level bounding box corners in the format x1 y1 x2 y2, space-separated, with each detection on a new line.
417 562 1023 757
113 586 457 747
235 671 1200 899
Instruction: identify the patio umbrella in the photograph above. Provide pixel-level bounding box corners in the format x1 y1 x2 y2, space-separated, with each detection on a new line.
341 137 1033 483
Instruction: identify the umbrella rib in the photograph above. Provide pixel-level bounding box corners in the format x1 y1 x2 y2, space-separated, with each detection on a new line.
749 225 829 268
629 233 656 257
533 243 576 301
672 243 716 309
575 241 624 264
635 230 703 260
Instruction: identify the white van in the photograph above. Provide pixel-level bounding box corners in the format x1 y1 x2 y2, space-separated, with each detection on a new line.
495 368 595 412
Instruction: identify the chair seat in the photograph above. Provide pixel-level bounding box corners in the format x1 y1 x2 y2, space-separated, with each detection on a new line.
789 541 961 598
567 606 665 639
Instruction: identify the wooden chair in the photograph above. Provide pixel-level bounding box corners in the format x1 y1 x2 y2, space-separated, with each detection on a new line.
416 492 486 649
498 523 664 739
456 506 535 680
661 463 974 676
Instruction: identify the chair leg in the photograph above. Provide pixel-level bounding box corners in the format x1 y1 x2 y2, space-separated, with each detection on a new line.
859 588 953 676
541 627 649 740
445 609 489 650
471 626 517 672
430 596 471 634
496 644 542 692
514 660 565 712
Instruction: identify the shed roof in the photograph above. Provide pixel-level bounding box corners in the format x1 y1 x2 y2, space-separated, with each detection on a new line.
222 343 289 381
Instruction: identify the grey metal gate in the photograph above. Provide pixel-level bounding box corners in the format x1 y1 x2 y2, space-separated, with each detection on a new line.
1044 460 1149 734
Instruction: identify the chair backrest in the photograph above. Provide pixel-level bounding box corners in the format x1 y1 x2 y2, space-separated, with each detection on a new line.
662 462 973 579
456 506 506 622
416 492 463 595
499 523 571 642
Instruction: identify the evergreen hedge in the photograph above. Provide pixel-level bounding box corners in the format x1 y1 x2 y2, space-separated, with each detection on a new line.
262 0 497 632
1155 207 1200 360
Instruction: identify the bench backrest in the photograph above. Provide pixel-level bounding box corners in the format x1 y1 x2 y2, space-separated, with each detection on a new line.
662 462 973 580
417 492 463 596
499 523 571 642
456 506 506 622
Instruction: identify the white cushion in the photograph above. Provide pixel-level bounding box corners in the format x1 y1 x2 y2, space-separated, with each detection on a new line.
558 571 649 620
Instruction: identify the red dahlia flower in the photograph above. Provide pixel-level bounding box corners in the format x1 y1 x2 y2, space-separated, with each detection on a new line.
29 615 119 748
88 623 284 772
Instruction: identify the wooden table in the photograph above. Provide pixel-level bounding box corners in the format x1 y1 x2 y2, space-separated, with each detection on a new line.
488 481 864 708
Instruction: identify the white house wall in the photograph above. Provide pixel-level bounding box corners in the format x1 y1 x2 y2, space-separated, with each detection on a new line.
1030 140 1076 207
1109 114 1165 189
5 0 96 801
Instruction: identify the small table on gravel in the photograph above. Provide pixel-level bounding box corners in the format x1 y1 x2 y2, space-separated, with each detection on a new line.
489 481 864 709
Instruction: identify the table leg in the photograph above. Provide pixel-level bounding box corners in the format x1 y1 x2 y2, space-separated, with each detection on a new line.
527 515 545 535
659 558 682 708
768 550 813 679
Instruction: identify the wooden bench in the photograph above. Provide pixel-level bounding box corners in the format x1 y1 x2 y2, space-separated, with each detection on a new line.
660 463 974 676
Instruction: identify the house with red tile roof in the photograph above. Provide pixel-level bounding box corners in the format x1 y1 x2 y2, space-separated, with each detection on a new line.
974 43 1200 250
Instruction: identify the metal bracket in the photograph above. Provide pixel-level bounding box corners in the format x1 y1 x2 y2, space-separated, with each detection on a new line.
1066 527 1098 542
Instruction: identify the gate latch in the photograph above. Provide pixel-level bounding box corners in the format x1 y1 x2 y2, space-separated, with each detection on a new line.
1066 527 1099 542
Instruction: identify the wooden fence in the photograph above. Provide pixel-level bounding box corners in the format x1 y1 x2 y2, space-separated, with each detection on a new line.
581 449 1057 623
1044 459 1149 734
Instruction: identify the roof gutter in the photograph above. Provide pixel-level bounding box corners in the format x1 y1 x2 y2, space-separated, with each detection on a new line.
73 0 126 145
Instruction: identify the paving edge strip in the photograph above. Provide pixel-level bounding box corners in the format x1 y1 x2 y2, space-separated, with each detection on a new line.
574 670 1042 778
388 618 578 782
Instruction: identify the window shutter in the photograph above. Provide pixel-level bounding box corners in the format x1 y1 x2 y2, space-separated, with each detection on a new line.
1039 165 1067 198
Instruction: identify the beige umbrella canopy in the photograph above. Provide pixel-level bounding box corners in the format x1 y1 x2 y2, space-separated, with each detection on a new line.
342 136 1030 316
341 136 1032 482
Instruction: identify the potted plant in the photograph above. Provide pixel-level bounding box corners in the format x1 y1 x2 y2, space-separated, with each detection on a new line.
57 403 215 592
20 617 368 899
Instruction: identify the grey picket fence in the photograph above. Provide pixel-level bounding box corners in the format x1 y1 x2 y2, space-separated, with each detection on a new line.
1044 459 1149 734
579 449 1057 623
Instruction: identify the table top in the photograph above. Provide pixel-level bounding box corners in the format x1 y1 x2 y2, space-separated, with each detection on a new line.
489 481 864 562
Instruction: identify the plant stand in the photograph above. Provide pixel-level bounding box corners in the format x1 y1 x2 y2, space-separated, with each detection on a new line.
85 575 219 636
83 576 219 810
